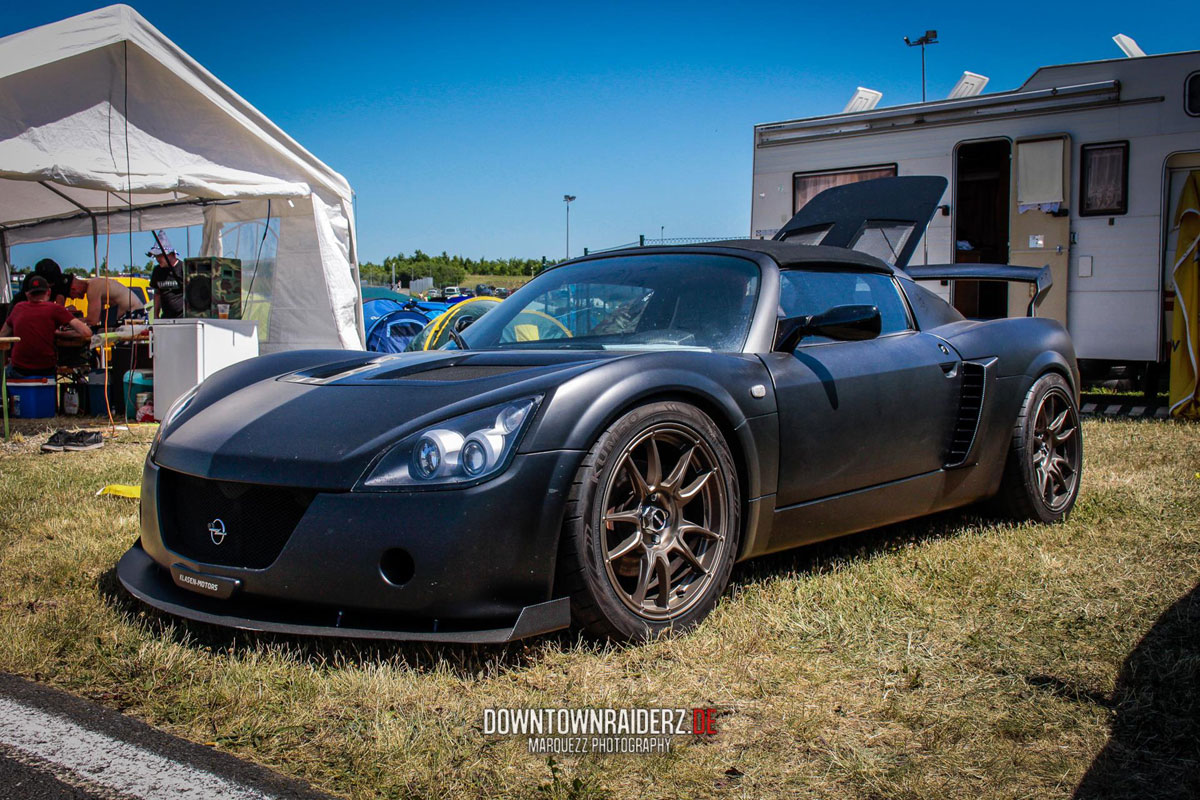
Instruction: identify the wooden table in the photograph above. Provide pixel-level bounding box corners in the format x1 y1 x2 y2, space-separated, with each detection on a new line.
0 337 20 441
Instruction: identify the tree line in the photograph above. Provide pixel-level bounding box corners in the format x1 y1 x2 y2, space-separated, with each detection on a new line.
358 250 546 288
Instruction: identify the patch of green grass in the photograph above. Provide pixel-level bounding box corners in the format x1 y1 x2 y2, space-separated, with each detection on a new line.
462 273 529 290
1 419 1197 798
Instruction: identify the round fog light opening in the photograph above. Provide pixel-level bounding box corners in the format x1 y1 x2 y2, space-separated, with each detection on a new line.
462 439 489 476
380 548 415 586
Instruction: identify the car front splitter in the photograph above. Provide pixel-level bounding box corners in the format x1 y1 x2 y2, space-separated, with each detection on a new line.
117 542 570 644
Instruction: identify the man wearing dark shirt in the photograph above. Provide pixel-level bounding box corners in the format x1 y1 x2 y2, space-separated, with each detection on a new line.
1 276 93 376
10 258 71 307
148 234 185 319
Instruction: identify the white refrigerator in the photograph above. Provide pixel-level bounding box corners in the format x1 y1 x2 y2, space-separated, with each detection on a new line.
150 319 259 421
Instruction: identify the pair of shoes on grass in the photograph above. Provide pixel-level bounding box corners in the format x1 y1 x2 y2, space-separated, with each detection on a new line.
40 429 104 453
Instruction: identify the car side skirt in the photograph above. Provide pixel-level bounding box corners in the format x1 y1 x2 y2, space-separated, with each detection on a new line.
760 464 995 556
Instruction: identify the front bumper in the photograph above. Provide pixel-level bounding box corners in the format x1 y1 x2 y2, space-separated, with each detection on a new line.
120 451 582 642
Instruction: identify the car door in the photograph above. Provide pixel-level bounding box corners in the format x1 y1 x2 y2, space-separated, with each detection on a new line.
762 268 961 508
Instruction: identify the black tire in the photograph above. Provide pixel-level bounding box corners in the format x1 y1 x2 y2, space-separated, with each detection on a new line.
993 372 1082 523
556 401 741 641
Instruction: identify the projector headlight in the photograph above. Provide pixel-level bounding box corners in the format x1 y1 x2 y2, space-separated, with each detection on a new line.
361 396 542 489
148 382 201 464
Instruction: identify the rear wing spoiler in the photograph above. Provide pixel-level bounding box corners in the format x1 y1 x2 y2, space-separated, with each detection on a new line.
902 264 1052 317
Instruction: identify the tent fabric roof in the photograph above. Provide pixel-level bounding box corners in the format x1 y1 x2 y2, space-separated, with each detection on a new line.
0 4 352 221
0 5 364 351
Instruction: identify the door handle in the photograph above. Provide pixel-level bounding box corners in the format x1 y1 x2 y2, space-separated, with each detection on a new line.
940 361 959 377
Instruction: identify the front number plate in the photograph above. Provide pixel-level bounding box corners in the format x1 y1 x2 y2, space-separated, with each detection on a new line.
170 564 241 600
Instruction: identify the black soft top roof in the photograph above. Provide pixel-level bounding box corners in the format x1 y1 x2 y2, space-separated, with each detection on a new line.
696 240 895 274
566 239 894 274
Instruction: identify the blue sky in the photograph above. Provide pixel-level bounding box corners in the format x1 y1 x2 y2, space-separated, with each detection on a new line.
3 0 1195 270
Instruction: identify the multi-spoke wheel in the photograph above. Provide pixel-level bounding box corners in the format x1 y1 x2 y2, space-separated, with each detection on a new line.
557 401 740 640
994 372 1083 523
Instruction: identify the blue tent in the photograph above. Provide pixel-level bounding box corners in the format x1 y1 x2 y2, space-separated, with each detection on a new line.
363 297 445 353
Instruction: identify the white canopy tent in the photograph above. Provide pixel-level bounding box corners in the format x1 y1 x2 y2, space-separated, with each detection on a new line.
0 4 364 351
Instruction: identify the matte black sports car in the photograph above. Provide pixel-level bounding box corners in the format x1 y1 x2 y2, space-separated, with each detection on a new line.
119 177 1082 643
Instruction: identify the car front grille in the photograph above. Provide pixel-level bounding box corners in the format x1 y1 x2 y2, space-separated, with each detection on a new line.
157 469 317 569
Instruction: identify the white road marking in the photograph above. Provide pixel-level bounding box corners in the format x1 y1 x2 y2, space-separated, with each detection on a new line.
0 698 278 800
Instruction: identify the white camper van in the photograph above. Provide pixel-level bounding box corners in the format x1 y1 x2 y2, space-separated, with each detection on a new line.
751 45 1200 387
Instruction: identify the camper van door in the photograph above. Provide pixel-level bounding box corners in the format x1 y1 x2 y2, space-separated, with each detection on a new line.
1010 135 1071 326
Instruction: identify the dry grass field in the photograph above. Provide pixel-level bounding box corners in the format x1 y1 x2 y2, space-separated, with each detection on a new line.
0 415 1197 799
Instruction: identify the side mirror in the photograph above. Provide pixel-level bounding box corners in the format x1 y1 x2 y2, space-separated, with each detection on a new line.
773 304 882 351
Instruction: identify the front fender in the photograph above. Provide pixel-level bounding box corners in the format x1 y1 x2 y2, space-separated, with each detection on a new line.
522 352 778 500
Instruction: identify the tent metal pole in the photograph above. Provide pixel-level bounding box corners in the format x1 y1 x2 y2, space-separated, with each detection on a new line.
38 181 101 273
0 229 10 303
3 198 230 239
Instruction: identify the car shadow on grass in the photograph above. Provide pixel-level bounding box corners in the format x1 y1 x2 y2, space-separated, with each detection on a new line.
1072 580 1200 800
95 565 590 677
95 507 991 676
730 505 987 585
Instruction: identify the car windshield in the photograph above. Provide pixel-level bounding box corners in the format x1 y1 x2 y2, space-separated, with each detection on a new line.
458 253 761 351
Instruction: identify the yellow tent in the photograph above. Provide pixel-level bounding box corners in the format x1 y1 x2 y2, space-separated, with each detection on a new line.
1169 170 1200 418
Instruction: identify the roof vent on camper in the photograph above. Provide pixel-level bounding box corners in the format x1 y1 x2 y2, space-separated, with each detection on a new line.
1113 34 1146 57
843 87 883 113
947 71 989 99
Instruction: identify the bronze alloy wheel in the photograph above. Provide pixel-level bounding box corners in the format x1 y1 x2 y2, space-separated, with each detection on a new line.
1030 386 1081 513
994 372 1083 523
597 423 731 621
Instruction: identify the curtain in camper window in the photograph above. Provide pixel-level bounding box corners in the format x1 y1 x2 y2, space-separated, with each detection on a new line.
1016 139 1065 207
1081 143 1128 215
793 166 896 214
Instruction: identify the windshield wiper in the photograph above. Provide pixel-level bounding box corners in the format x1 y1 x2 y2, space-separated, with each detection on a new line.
447 328 470 350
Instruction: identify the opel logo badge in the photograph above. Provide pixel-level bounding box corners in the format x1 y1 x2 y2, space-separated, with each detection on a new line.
641 506 670 533
208 518 227 546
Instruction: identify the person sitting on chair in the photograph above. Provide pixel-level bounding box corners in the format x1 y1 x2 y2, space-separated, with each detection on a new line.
67 276 145 331
1 276 93 377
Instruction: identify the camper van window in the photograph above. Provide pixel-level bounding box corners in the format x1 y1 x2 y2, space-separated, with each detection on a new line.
793 165 896 213
1187 72 1200 116
1080 142 1129 216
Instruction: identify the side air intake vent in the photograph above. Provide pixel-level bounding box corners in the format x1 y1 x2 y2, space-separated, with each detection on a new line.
946 361 987 468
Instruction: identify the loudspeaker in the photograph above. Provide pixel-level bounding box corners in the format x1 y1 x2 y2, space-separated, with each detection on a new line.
182 257 242 319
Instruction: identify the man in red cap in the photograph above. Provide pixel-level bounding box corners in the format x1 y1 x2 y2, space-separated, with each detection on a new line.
0 275 93 377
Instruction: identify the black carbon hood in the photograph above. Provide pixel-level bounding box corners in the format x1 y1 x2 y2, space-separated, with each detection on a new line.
153 349 623 489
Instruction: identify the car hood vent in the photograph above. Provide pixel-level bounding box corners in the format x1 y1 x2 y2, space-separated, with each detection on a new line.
379 364 531 382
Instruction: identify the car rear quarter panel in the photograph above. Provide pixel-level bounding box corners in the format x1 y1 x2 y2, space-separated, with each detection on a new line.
932 316 1079 391
930 315 1080 499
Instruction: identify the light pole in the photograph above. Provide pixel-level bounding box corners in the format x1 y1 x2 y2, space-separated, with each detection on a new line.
563 195 576 260
660 225 664 244
903 29 938 103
